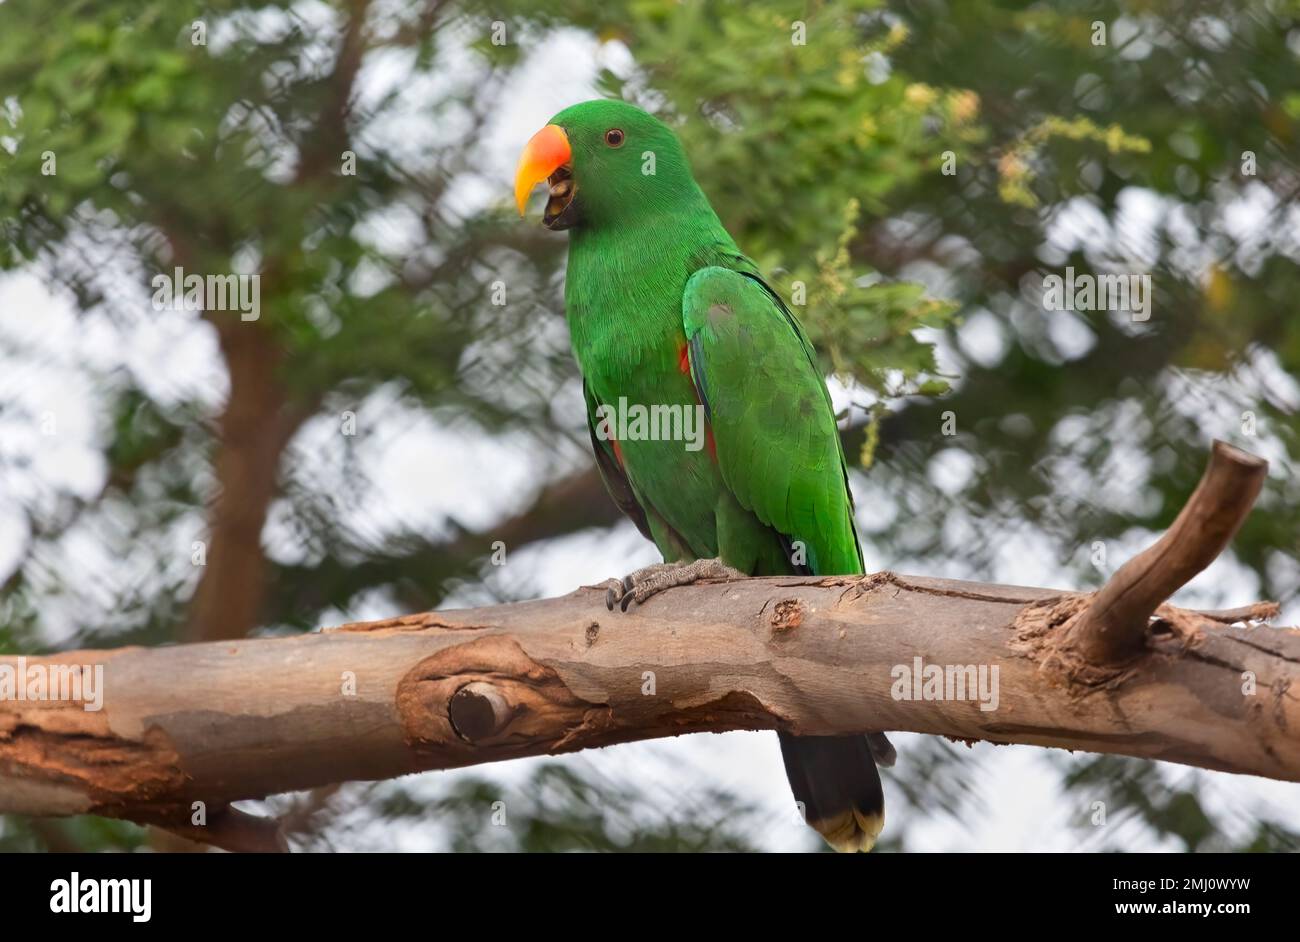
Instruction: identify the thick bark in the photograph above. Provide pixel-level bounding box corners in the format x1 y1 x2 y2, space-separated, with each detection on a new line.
2 442 1293 852
2 574 1296 846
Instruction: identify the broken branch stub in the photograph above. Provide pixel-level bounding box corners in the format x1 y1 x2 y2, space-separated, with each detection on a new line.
449 682 513 742
1066 439 1268 665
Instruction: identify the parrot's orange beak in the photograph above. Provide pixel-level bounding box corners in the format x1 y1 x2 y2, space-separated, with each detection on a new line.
514 124 572 217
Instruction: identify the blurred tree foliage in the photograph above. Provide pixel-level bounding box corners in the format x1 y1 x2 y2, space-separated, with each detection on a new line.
1 0 1297 851
276 761 784 852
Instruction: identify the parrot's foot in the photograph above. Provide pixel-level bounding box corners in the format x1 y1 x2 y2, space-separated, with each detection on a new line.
602 558 747 612
866 732 897 768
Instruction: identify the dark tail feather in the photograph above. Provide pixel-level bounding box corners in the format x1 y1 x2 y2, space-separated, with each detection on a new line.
778 732 884 852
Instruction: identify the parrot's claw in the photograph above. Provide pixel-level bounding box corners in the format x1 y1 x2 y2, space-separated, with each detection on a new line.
601 577 631 611
866 732 897 768
601 559 746 613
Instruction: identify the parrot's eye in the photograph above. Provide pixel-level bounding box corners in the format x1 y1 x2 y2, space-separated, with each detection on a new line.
604 128 625 148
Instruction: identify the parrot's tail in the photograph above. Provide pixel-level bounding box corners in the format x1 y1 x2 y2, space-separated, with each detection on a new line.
778 732 885 853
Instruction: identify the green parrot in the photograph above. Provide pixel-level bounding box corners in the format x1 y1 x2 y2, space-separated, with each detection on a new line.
515 99 893 852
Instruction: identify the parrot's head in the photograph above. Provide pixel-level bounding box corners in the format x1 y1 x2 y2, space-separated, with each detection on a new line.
514 99 697 231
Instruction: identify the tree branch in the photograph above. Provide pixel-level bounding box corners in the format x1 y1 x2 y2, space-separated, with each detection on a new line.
2 442 1293 850
1064 440 1268 664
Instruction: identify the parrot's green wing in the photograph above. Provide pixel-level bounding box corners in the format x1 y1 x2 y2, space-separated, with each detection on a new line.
583 380 653 543
682 266 863 576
